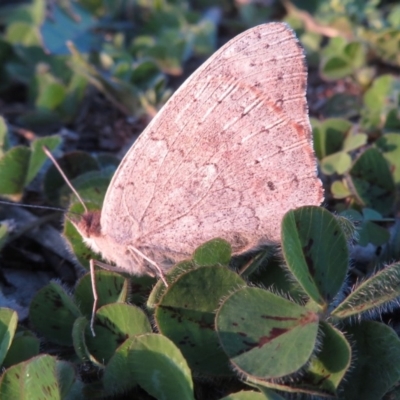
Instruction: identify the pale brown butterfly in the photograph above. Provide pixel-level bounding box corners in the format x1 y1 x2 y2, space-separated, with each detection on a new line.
61 22 323 331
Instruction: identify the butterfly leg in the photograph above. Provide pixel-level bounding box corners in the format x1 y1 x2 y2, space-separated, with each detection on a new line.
89 258 125 336
128 245 169 287
89 250 168 336
89 259 98 337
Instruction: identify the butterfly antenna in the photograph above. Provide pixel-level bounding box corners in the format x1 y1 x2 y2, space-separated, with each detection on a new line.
43 146 88 214
0 200 69 214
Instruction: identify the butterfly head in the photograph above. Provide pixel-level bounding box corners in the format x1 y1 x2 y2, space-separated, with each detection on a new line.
68 210 103 254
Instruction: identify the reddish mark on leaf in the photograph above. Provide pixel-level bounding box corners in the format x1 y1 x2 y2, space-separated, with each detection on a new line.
232 322 238 326
261 315 297 321
241 311 318 349
238 332 247 337
242 327 287 349
259 327 288 345
298 311 319 325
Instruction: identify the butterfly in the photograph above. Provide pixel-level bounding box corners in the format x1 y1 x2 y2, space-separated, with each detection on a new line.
71 22 323 286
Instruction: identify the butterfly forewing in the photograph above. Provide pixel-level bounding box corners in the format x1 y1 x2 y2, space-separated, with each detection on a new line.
100 23 323 265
